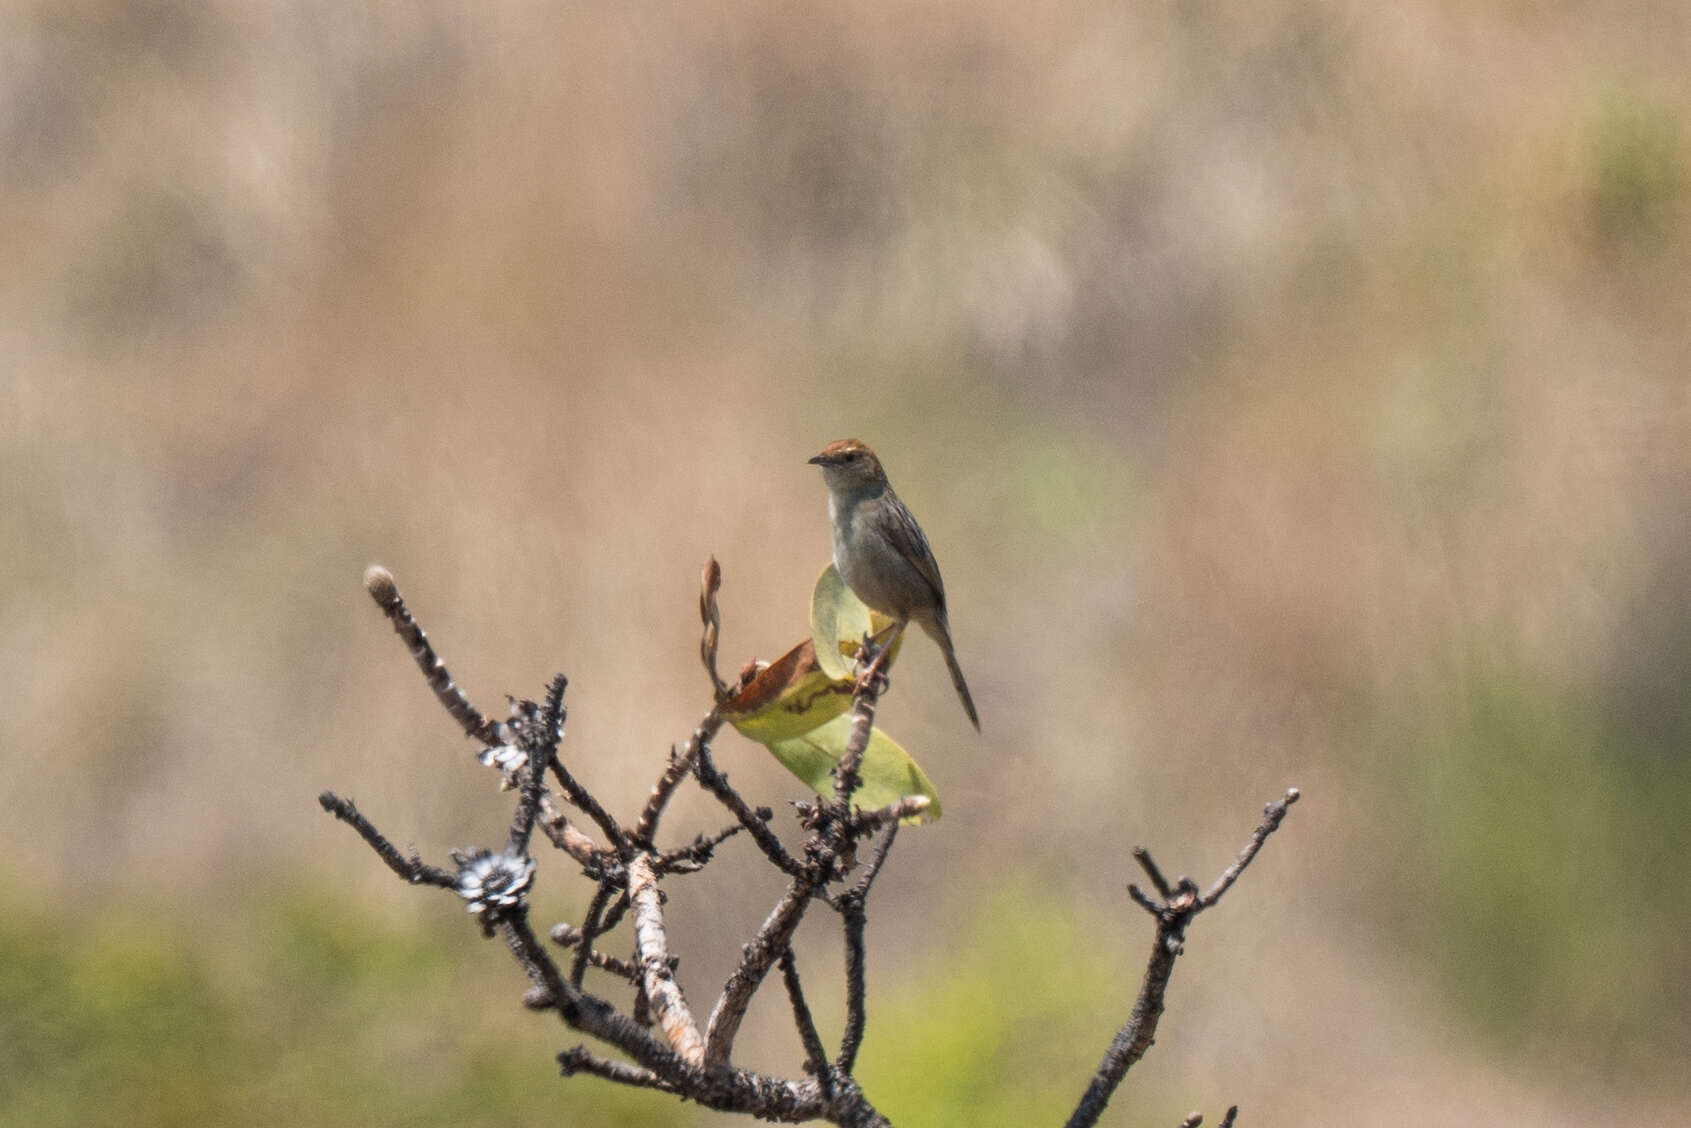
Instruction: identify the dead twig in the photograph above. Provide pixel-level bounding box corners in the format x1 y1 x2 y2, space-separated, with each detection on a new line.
1064 790 1300 1128
328 563 1293 1128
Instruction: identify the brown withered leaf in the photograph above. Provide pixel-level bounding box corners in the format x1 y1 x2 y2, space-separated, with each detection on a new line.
720 637 854 744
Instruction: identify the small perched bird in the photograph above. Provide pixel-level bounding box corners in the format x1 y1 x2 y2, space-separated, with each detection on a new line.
809 439 979 730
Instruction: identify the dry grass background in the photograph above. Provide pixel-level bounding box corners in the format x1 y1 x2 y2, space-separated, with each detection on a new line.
3 1 1689 1124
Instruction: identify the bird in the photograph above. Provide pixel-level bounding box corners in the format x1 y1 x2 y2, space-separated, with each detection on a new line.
808 438 979 730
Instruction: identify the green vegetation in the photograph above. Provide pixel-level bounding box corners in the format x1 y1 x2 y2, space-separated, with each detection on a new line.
0 891 674 1128
857 887 1146 1126
1588 95 1684 246
1388 662 1691 1056
0 882 1183 1127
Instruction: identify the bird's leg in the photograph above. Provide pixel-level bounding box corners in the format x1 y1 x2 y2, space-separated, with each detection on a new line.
854 620 902 669
864 620 902 647
854 620 907 695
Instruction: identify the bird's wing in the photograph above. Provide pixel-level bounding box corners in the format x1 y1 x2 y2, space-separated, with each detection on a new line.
879 491 947 612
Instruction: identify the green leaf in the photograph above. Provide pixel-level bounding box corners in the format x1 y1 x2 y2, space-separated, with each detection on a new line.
765 714 941 823
810 563 903 680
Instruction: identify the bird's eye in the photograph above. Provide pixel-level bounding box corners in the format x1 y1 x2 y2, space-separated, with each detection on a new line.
843 452 858 462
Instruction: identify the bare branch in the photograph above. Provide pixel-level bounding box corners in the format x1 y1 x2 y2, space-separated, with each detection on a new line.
599 889 633 936
1201 788 1300 907
535 798 608 870
695 745 806 879
1177 1108 1238 1128
1064 914 1182 1128
655 821 749 874
836 825 897 1075
1126 882 1163 917
849 795 931 834
628 853 706 1066
779 948 834 1090
559 1046 679 1093
704 877 817 1070
501 909 589 1016
334 562 1288 1127
570 880 619 987
1064 791 1301 1128
500 909 686 1080
508 676 567 855
362 565 501 744
635 711 721 845
847 824 900 902
549 755 628 855
1133 845 1174 900
318 792 457 888
832 674 882 808
549 923 639 982
836 911 870 1075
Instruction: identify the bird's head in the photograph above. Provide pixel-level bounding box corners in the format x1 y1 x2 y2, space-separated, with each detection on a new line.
808 438 889 493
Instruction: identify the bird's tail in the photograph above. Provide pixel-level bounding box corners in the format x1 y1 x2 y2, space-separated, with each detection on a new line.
924 616 980 732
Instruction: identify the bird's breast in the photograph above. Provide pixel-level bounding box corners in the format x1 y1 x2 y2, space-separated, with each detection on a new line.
832 496 918 621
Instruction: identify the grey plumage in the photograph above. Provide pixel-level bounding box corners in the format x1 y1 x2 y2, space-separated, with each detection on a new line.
810 439 980 731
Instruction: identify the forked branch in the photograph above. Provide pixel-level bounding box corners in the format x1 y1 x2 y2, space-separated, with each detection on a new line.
1064 789 1301 1128
324 563 1297 1127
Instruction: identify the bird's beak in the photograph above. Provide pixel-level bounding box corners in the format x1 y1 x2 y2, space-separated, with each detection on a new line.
807 452 829 466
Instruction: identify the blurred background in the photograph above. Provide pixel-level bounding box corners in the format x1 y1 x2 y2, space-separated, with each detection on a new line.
3 1 1688 1124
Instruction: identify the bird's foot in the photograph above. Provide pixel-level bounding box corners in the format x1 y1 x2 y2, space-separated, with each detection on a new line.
852 664 890 698
851 621 905 696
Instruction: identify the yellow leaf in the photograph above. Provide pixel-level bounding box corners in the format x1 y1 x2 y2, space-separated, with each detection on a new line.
810 563 903 680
